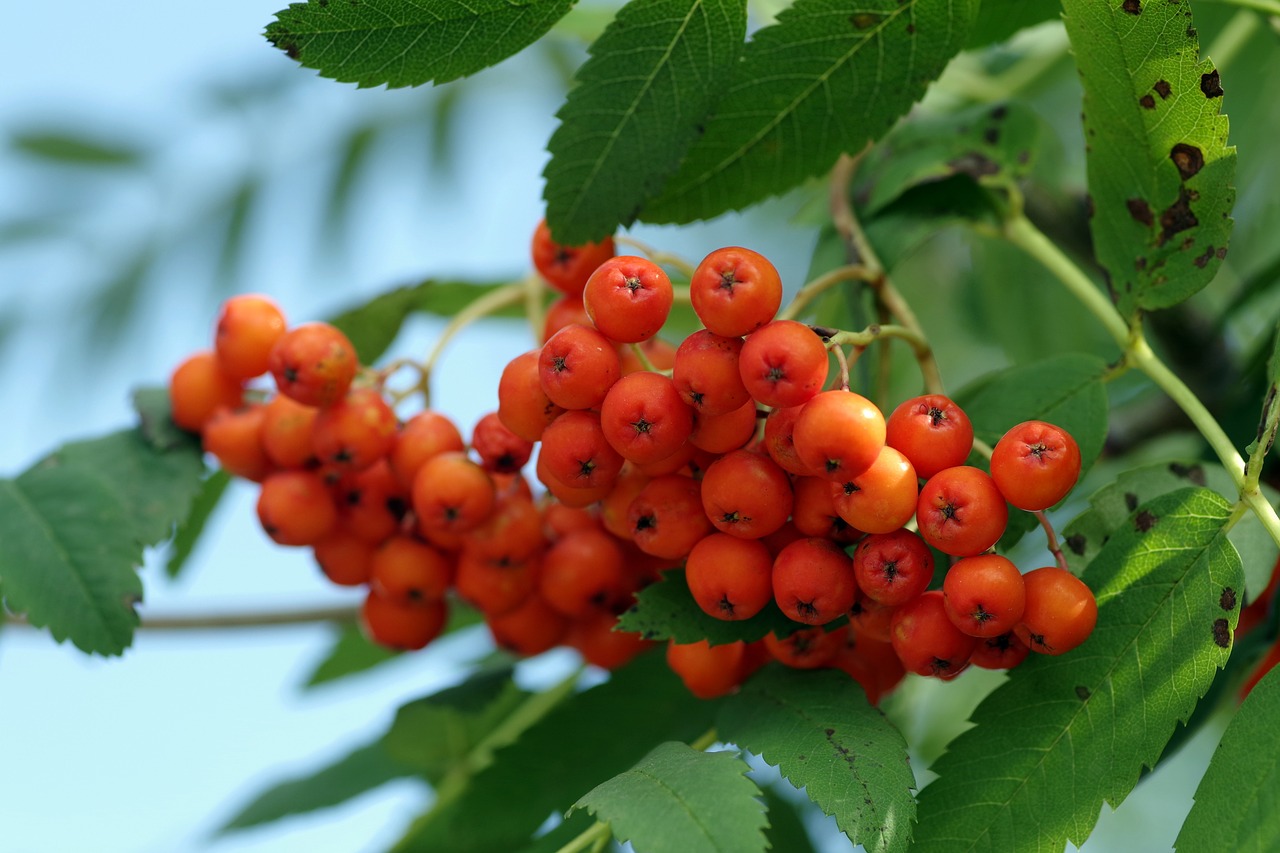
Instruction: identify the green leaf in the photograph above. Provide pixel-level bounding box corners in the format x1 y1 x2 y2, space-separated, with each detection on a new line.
304 622 403 687
514 810 600 853
393 651 717 852
542 0 747 244
1061 0 1234 318
165 470 231 579
861 176 1002 270
328 280 516 364
132 386 197 452
1061 460 1279 601
641 0 979 224
220 738 421 832
265 0 576 89
913 488 1243 852
0 467 142 656
863 102 1043 215
10 129 145 168
616 569 806 646
0 425 205 655
571 742 767 853
718 667 915 853
965 0 1058 49
385 667 530 782
956 353 1109 473
1176 665 1280 852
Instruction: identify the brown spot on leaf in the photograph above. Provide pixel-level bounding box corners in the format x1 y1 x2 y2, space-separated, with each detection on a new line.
1066 533 1087 556
1170 143 1205 180
1123 0 1141 13
949 152 1000 178
1201 70 1224 98
1159 188 1199 246
1125 492 1140 512
1140 94 1157 110
1135 510 1158 532
1212 618 1231 648
1220 588 1237 611
1194 246 1216 268
851 12 881 27
983 127 1000 145
1216 247 1228 259
1154 80 1172 99
1076 685 1091 701
991 105 1008 121
1168 462 1207 485
906 23 916 34
1135 257 1148 271
1127 198 1154 227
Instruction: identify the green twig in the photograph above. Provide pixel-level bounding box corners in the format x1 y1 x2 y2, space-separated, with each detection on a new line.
421 281 528 404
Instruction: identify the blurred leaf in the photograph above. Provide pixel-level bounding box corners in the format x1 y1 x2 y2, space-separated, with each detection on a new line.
305 622 403 687
393 651 717 852
216 178 259 286
165 470 231 580
1176 664 1280 852
0 218 66 246
88 247 154 344
965 0 1058 49
864 101 1044 214
1061 0 1234 318
570 742 767 853
719 667 915 853
322 124 380 246
328 280 516 364
956 353 1109 475
641 0 979 224
913 489 1242 851
220 738 421 832
384 667 529 782
617 569 807 646
542 0 747 244
0 425 204 655
759 786 819 853
1062 460 1279 600
132 386 195 451
514 810 600 853
860 176 1002 271
10 129 145 168
429 84 464 174
265 0 576 89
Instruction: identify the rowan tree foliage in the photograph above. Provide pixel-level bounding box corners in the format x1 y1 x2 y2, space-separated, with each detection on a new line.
5 1 1280 851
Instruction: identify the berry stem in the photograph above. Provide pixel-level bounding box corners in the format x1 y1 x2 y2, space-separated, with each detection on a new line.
831 343 853 391
1244 378 1280 495
1033 509 1071 573
554 820 612 853
421 281 529 405
1003 212 1280 548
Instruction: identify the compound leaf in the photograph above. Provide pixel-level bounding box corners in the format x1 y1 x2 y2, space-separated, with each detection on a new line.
965 0 1058 49
912 488 1243 851
718 667 916 853
165 469 231 579
641 0 978 224
1061 0 1234 317
571 742 767 853
1176 665 1280 852
543 0 747 244
617 569 805 646
265 0 576 89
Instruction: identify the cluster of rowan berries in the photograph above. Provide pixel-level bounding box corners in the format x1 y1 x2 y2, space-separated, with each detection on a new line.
165 218 1098 706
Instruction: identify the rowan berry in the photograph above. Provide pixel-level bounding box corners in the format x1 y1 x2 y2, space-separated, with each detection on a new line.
361 590 448 651
530 218 615 297
790 476 861 544
311 387 397 473
990 420 1082 511
497 350 566 443
599 371 694 465
666 639 749 699
689 247 783 337
763 625 845 669
487 595 568 656
1014 566 1097 655
853 529 934 607
388 410 466 488
793 390 886 483
472 411 534 474
540 527 631 618
566 612 652 670
762 405 818 477
942 554 1026 638
170 350 244 433
583 256 673 343
884 394 974 479
738 320 828 408
700 449 793 539
685 533 774 621
539 410 625 492
311 530 375 587
916 466 1009 557
411 451 496 535
627 474 712 560
672 330 750 416
268 322 359 408
260 394 319 469
687 398 759 455
256 470 338 546
214 294 288 381
969 631 1031 670
333 460 407 543
202 404 271 482
831 445 918 534
538 324 621 410
772 537 857 625
369 534 453 603
890 590 978 679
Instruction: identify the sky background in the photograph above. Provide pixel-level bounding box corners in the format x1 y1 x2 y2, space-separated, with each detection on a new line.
0 3 1233 852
